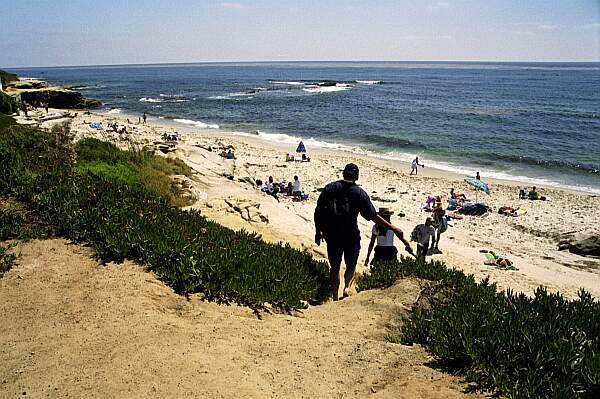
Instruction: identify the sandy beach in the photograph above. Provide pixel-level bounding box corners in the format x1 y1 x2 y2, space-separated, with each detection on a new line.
30 108 600 299
2 102 599 399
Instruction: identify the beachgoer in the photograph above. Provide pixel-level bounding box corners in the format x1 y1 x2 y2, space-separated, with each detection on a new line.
410 157 424 175
226 149 235 159
285 153 295 162
519 188 528 199
302 153 311 162
315 163 414 300
528 186 539 200
476 172 481 181
142 112 147 124
266 176 274 193
286 182 293 195
44 104 49 114
138 116 141 124
364 208 401 266
292 175 301 197
431 203 448 251
450 188 466 202
411 217 436 259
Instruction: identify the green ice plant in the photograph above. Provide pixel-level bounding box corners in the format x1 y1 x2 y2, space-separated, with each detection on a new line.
358 256 600 398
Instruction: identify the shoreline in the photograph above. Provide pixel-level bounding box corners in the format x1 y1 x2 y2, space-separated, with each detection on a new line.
112 108 598 197
103 107 600 197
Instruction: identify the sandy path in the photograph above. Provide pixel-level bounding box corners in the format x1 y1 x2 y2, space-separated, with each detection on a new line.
0 239 483 398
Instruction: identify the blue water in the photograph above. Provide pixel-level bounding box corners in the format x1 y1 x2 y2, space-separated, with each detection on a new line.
9 62 600 193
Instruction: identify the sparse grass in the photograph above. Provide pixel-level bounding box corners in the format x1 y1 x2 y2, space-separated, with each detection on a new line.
75 138 193 206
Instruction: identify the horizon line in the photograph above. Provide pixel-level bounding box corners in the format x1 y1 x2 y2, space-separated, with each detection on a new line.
5 59 600 69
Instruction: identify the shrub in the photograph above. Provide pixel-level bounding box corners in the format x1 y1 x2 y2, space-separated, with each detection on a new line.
0 244 17 277
1 123 330 311
359 256 600 398
0 91 19 115
0 208 25 240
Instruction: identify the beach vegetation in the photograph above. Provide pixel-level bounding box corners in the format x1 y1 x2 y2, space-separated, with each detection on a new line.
0 113 16 129
0 123 330 311
358 258 600 398
0 91 19 115
0 244 17 277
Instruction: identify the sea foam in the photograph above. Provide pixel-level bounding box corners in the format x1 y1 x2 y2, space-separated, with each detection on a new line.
302 84 352 94
139 97 162 103
356 80 382 84
173 118 219 129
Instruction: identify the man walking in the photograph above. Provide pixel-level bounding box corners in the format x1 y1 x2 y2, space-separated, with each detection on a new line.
410 156 424 175
315 163 414 300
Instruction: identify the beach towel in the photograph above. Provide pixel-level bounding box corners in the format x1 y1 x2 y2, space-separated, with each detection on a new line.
458 203 489 216
89 122 103 129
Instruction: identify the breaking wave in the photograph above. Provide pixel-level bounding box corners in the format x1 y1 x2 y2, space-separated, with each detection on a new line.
173 118 219 129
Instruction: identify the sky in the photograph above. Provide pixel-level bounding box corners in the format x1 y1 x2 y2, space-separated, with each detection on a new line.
1 0 599 67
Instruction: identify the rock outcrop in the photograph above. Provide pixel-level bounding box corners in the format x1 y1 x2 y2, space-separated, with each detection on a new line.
559 235 600 257
5 79 101 109
569 236 600 257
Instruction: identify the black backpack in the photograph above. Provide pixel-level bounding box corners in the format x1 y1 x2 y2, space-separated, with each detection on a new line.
314 182 353 238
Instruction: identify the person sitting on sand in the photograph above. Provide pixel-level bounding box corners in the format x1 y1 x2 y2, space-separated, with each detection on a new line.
226 149 235 159
410 157 424 175
285 153 295 162
450 188 467 202
519 188 528 199
411 217 436 259
364 208 399 266
528 186 539 200
301 153 311 162
286 182 293 195
292 175 301 197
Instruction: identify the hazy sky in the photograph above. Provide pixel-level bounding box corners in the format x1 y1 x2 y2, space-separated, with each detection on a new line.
2 0 599 67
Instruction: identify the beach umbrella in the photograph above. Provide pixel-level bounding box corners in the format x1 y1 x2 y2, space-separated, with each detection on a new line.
296 141 306 153
464 177 490 202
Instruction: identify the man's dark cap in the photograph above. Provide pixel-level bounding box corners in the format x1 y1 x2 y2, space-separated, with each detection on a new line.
343 163 359 179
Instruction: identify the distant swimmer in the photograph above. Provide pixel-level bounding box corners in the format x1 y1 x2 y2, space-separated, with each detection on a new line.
410 156 424 175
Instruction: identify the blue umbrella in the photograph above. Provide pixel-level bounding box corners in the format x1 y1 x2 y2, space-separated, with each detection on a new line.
296 141 306 153
464 177 491 202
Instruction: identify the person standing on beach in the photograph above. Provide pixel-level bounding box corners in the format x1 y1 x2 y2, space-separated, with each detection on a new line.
315 163 414 300
410 157 424 175
142 112 147 124
476 171 481 180
411 217 436 259
431 203 448 252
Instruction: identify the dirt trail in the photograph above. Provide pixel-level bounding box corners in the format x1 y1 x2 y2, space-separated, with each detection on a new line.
0 239 482 398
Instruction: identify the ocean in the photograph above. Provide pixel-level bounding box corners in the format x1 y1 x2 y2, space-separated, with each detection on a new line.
9 62 600 194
